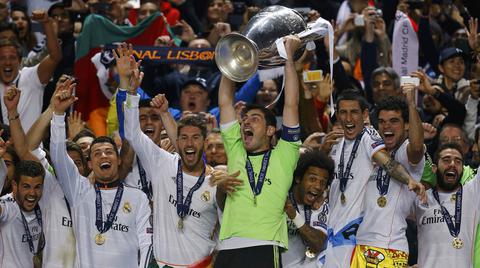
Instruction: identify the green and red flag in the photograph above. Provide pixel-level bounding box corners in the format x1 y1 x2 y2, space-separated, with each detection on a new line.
74 12 166 136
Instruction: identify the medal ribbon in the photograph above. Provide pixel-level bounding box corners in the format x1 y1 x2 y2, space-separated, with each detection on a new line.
19 205 45 254
288 190 312 224
245 150 271 200
432 187 463 238
376 149 398 196
338 129 365 194
176 160 206 219
95 183 124 234
137 156 152 199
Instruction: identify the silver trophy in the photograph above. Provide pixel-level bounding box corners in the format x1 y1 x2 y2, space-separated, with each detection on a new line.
215 5 331 82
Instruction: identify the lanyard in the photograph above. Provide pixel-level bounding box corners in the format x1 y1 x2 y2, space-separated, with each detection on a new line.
245 150 271 204
432 187 463 238
176 160 206 219
376 149 398 196
19 205 45 254
137 156 152 199
338 129 365 193
94 183 124 234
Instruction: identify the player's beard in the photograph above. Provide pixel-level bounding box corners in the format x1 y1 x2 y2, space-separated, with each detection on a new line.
436 169 462 191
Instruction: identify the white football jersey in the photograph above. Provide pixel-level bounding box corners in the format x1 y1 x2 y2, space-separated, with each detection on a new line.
283 201 328 268
125 94 218 267
124 156 151 197
324 127 385 268
414 176 480 268
356 140 425 252
50 114 153 268
32 148 77 268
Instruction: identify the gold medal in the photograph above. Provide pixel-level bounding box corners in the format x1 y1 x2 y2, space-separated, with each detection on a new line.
123 202 132 214
201 191 211 202
305 248 316 258
33 253 42 268
95 233 105 245
178 218 184 230
341 192 346 205
452 237 463 249
377 196 387 208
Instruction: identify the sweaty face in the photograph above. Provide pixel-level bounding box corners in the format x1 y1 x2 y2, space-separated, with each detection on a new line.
0 46 21 84
11 11 28 38
139 107 163 143
435 148 463 191
13 175 44 212
255 80 278 108
204 133 227 166
439 56 465 82
296 166 329 206
378 110 407 151
177 126 205 171
372 73 399 103
337 100 367 140
180 85 210 113
68 150 86 176
138 2 158 23
241 109 274 153
88 142 120 182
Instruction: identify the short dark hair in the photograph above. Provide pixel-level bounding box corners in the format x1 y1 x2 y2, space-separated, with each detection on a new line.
376 96 409 123
14 160 45 183
89 136 119 157
139 99 152 108
0 22 19 39
439 123 469 146
72 129 96 143
293 149 335 186
243 103 277 128
433 142 464 165
66 141 86 165
371 66 400 90
335 89 369 111
177 115 207 139
6 145 19 166
207 128 221 136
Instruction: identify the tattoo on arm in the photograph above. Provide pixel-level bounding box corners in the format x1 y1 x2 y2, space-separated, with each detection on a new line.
299 225 327 252
383 159 410 185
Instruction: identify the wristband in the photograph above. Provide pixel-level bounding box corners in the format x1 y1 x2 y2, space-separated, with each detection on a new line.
292 211 305 229
8 114 19 121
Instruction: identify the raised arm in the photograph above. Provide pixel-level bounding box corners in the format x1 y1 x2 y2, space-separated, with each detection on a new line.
403 84 425 164
3 87 38 162
373 150 426 202
151 94 178 152
49 82 88 205
282 36 301 127
218 75 237 125
31 10 62 84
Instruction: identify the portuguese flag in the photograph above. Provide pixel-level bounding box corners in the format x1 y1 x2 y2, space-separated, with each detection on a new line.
74 12 166 136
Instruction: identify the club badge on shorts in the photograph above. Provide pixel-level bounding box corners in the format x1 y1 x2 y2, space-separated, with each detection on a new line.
305 247 316 258
201 191 211 202
123 202 132 214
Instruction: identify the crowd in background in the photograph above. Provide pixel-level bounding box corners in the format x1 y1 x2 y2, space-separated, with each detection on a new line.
0 0 479 267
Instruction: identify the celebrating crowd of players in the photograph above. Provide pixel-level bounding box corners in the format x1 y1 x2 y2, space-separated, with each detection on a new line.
0 1 480 267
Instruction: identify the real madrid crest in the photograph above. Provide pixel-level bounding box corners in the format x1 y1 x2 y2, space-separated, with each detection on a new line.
123 202 132 214
201 191 211 202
